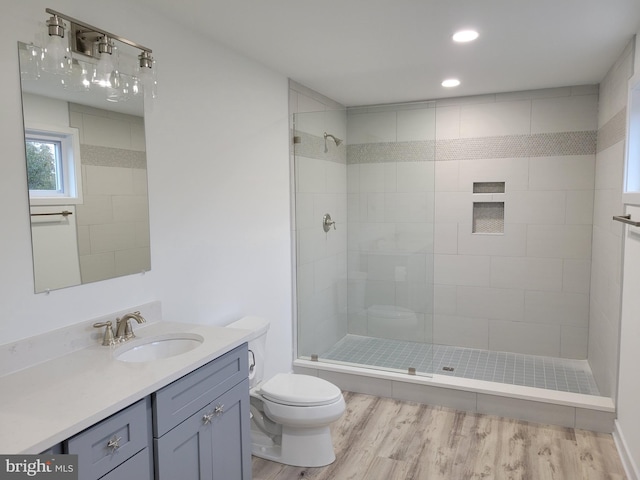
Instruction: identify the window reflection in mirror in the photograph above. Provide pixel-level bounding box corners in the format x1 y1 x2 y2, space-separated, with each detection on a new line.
18 41 151 293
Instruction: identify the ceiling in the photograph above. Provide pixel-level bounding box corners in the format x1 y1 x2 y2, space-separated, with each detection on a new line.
141 0 640 107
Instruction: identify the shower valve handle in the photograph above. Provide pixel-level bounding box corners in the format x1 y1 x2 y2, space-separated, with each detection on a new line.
323 213 336 232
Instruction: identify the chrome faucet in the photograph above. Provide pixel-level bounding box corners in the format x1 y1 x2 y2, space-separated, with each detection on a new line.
115 311 146 342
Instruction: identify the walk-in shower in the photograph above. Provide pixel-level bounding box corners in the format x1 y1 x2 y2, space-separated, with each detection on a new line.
290 87 610 425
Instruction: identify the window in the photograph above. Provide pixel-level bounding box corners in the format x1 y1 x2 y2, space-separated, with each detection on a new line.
25 123 82 205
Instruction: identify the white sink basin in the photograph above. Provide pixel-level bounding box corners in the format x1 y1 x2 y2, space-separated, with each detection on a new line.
114 333 204 362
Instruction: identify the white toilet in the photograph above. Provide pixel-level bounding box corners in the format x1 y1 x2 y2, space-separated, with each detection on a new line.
226 316 345 467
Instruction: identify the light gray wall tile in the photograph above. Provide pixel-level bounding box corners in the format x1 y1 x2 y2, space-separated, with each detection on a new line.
489 320 561 356
525 291 590 327
433 314 489 349
457 286 525 321
392 381 478 412
477 394 575 428
318 371 393 397
561 326 589 359
574 408 615 433
526 225 593 259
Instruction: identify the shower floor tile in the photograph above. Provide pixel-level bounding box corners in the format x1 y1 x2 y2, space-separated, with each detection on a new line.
319 335 600 396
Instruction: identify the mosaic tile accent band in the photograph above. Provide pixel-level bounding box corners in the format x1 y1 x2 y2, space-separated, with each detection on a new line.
319 335 600 396
597 107 627 153
293 130 346 164
347 141 435 163
80 144 147 169
346 131 597 164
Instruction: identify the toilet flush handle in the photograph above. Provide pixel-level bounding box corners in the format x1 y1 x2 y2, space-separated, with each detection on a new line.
248 349 256 373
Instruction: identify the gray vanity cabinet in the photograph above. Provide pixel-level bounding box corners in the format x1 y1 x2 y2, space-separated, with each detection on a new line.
38 344 250 480
153 344 251 480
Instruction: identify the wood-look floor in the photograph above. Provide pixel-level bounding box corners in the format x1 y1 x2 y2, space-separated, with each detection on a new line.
252 392 627 480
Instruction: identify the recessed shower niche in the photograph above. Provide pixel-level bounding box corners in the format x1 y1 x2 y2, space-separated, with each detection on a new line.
472 202 504 234
472 182 505 234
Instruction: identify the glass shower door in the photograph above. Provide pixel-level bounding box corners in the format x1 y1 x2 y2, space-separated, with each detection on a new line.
293 103 436 378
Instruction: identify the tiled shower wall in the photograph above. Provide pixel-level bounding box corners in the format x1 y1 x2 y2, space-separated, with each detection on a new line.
432 88 597 359
291 83 599 361
346 87 598 359
346 104 436 345
290 81 348 357
69 104 150 284
588 39 634 398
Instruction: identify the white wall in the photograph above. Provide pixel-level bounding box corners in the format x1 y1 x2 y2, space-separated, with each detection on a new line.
0 1 292 379
615 33 640 480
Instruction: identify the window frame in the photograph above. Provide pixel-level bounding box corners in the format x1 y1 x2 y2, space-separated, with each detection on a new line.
25 122 83 206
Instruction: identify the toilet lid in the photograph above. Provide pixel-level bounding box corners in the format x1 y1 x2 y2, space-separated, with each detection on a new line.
259 373 342 407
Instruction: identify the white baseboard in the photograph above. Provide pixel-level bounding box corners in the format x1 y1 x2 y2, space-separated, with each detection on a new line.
613 420 639 480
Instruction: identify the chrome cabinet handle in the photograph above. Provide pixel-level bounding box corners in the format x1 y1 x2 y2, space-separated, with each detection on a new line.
107 436 122 452
203 412 214 424
214 404 224 415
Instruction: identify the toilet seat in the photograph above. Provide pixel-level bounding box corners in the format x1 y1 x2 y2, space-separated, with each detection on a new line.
259 373 342 407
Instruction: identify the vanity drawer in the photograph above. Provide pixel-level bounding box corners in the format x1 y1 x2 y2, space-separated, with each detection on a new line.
153 343 248 437
65 397 151 480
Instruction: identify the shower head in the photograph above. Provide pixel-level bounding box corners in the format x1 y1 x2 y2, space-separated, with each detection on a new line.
324 132 343 152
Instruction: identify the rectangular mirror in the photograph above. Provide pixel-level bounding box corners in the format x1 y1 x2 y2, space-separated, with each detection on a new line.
18 41 151 293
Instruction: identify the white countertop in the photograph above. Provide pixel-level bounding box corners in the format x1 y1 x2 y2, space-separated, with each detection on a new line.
0 321 252 454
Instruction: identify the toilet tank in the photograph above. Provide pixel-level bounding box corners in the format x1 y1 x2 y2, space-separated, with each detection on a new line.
226 316 270 387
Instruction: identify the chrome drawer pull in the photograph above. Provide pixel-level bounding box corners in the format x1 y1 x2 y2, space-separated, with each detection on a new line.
202 412 214 425
107 436 122 452
214 404 224 416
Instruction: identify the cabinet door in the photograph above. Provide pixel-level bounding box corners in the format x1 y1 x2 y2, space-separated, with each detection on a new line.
155 379 251 480
154 403 214 480
211 379 251 480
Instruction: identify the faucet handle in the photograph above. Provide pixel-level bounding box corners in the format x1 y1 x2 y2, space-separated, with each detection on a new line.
116 317 135 340
93 321 116 346
123 318 135 339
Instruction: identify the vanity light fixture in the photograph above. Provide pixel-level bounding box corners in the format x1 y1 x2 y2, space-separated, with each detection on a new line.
41 14 72 76
452 29 479 43
39 8 157 100
442 78 461 88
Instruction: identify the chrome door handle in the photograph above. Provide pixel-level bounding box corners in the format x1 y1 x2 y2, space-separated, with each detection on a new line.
202 412 214 424
214 404 224 415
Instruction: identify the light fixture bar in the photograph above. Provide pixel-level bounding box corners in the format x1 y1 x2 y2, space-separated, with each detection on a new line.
45 8 152 55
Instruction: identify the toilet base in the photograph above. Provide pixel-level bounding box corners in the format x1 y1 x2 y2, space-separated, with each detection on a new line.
251 423 336 467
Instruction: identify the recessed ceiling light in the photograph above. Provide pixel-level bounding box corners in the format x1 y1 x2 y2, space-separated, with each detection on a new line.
452 30 479 43
442 79 461 88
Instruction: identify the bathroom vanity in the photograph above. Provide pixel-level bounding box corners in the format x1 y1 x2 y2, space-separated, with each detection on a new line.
0 317 253 480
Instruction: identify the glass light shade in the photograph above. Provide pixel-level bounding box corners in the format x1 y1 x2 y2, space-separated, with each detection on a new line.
42 35 71 76
69 60 91 92
136 59 158 100
92 51 115 87
20 44 41 80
